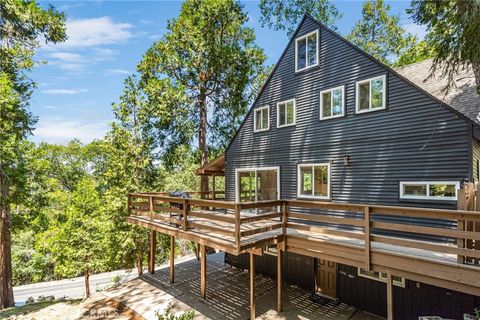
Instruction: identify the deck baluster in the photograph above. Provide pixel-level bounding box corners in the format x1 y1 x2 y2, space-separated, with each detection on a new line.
183 199 188 231
364 206 371 270
235 204 241 251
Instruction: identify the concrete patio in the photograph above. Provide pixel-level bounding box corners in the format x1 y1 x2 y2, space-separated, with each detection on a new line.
103 253 382 320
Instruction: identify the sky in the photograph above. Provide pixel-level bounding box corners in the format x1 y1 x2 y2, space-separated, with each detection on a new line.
31 0 425 144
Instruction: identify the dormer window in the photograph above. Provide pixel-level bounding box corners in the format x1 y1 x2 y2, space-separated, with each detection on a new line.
254 105 269 132
295 30 319 72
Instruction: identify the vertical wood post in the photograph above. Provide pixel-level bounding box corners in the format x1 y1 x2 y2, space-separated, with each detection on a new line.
281 201 287 251
249 252 255 320
183 199 188 231
170 236 175 283
277 242 283 312
212 174 216 201
200 244 206 299
364 206 371 270
458 187 466 263
149 230 157 274
149 196 154 221
235 204 241 250
386 273 394 320
127 194 132 215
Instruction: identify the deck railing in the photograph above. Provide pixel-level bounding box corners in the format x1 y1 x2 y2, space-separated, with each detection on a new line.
128 193 480 267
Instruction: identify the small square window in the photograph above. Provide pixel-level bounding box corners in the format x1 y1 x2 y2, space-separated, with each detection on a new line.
356 75 386 113
298 163 330 199
320 86 345 120
358 268 405 288
277 99 296 128
296 30 318 72
254 106 269 132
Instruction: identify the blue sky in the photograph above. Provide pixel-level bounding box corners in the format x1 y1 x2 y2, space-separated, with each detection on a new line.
32 0 425 144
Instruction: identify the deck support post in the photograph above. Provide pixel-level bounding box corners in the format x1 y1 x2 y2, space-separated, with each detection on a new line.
386 273 394 320
250 252 255 320
149 230 157 274
277 243 283 312
170 236 175 283
200 244 206 299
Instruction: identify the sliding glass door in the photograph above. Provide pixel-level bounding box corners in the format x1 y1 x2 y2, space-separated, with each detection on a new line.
236 167 279 213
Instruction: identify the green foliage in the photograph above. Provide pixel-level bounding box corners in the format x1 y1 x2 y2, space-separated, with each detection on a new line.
259 0 341 36
156 305 195 320
138 0 266 165
346 0 417 66
408 0 480 93
393 40 435 68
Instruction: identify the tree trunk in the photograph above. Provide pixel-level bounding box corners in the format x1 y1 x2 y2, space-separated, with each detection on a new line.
198 87 209 196
84 270 90 299
0 169 14 309
135 240 143 276
472 60 480 95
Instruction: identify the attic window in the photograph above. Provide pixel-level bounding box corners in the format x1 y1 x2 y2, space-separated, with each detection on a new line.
356 75 386 113
254 105 269 132
295 30 318 72
277 99 296 128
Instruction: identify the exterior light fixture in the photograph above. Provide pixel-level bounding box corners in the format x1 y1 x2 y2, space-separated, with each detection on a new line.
343 155 350 166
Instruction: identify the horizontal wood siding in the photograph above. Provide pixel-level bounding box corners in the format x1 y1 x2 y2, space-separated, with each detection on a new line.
338 264 480 319
225 252 315 291
225 17 470 212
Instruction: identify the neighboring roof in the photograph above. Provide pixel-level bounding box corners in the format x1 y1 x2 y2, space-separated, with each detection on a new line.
195 154 225 176
395 59 480 125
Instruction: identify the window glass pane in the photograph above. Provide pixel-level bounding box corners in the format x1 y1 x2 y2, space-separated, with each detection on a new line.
307 33 317 66
313 165 328 197
255 110 262 130
286 101 294 124
332 88 343 116
261 109 268 129
371 78 384 109
359 268 380 279
322 92 332 117
429 184 456 198
300 166 313 196
297 38 306 70
239 171 255 202
404 184 427 196
279 103 286 126
359 82 370 110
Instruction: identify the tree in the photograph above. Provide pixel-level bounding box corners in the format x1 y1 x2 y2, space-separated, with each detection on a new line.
347 0 416 66
408 0 480 93
38 177 109 298
0 0 66 308
258 0 341 36
138 0 266 194
103 75 157 276
394 40 435 68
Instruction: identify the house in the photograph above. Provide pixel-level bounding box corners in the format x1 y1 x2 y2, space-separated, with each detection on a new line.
222 14 480 319
128 14 480 320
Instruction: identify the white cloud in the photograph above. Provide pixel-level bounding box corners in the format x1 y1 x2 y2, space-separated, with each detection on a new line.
61 16 134 48
106 68 131 75
42 105 59 109
34 118 109 144
42 88 87 95
49 52 86 63
403 22 427 40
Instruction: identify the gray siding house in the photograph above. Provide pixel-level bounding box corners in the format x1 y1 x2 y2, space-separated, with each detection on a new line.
223 14 480 319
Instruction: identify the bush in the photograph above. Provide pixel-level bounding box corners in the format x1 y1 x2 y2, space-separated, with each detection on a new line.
156 305 195 320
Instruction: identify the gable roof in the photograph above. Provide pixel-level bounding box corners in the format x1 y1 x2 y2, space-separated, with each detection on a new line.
395 59 480 125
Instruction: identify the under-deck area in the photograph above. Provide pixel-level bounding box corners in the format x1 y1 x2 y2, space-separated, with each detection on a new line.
127 192 480 319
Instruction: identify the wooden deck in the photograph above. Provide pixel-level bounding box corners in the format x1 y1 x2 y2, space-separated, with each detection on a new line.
127 193 480 319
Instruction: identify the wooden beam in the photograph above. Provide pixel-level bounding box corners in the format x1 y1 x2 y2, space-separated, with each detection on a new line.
200 244 206 299
386 273 394 320
249 252 255 320
149 230 157 274
277 243 282 313
364 206 371 270
170 236 175 284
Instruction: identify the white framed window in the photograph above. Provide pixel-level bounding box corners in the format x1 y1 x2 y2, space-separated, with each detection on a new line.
297 163 331 199
320 86 345 120
277 99 296 128
295 30 319 72
254 105 269 132
356 75 386 113
399 181 460 201
357 268 405 288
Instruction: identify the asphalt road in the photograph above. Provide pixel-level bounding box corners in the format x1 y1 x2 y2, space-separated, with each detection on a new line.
13 255 196 306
